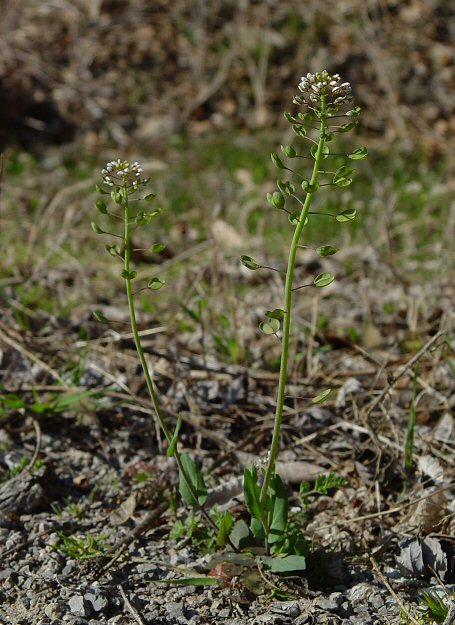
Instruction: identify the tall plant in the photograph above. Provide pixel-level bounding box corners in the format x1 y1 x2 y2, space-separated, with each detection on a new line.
240 70 366 563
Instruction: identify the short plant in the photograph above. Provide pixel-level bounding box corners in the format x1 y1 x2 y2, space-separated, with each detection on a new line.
52 531 110 560
418 590 455 625
92 70 365 572
92 159 229 546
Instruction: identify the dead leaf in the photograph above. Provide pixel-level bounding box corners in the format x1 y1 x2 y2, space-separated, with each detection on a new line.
417 455 444 483
110 493 137 526
236 452 325 484
412 489 448 533
396 536 447 578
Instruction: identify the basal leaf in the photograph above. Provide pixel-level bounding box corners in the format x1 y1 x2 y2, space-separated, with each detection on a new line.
268 474 288 544
179 453 208 506
217 511 234 547
263 555 307 573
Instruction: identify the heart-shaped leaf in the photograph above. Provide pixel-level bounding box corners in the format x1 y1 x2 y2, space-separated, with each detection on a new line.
314 272 334 288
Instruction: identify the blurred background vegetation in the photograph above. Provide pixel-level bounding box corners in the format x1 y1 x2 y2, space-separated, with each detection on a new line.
0 0 453 347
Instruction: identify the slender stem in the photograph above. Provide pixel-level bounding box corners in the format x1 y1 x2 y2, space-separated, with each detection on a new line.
260 96 327 509
122 181 235 547
123 183 172 443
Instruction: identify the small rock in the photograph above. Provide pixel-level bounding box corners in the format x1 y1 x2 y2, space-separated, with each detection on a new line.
271 601 301 617
62 559 77 576
218 608 231 618
0 567 18 582
165 601 188 623
85 591 108 613
346 582 376 605
68 594 92 617
370 593 384 609
315 597 339 611
45 601 65 619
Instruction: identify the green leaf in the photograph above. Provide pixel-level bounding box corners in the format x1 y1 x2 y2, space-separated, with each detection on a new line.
93 310 109 323
49 389 100 412
91 221 104 235
243 466 262 521
348 147 368 160
179 453 207 506
240 255 260 271
288 213 300 226
262 555 306 573
259 318 280 334
250 517 265 539
271 153 285 169
216 511 233 547
149 243 166 253
111 191 123 204
333 165 356 188
121 269 137 280
346 106 362 117
284 112 297 123
316 245 339 257
95 184 109 194
301 180 320 193
298 112 313 123
276 180 295 195
338 121 358 133
95 200 108 214
136 208 162 225
281 145 296 158
312 388 332 404
314 272 334 288
292 124 307 137
230 519 250 549
268 475 288 544
105 243 121 257
167 414 182 457
265 308 285 320
271 191 285 209
336 208 357 223
314 473 348 494
310 144 329 160
148 277 165 290
334 177 353 188
143 193 156 201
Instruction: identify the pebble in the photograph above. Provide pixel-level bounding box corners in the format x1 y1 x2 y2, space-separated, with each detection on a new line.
370 593 384 608
165 600 189 623
45 601 66 619
68 594 91 617
84 591 108 613
346 583 376 605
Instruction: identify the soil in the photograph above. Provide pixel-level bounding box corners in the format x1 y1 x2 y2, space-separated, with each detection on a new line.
1 262 454 625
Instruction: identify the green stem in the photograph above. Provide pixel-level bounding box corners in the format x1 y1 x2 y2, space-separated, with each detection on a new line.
260 97 327 510
122 182 234 546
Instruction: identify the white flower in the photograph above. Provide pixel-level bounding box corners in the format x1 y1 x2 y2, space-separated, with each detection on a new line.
100 159 146 187
297 70 353 107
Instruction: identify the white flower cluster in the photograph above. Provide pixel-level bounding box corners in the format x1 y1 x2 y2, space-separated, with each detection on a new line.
101 159 144 187
298 70 352 106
